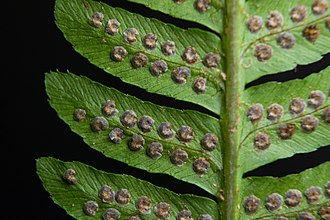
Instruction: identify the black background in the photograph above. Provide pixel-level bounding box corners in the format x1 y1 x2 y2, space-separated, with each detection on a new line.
6 0 330 219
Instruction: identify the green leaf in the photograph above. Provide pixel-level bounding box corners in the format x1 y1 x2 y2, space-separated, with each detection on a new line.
45 71 222 195
55 0 224 115
36 157 220 219
127 0 223 34
239 67 330 173
41 0 330 219
240 162 330 219
241 0 330 84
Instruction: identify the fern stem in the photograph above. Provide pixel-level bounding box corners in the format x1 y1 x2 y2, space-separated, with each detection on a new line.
222 0 244 219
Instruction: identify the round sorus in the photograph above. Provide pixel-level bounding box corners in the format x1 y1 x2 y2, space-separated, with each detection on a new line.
301 115 319 132
326 19 330 30
131 52 149 68
115 189 131 205
138 115 154 132
90 116 109 132
323 107 330 123
194 0 211 13
193 77 207 93
289 98 305 115
297 212 315 220
176 209 192 220
102 208 120 220
265 193 283 211
312 0 329 15
307 90 325 109
111 46 128 62
154 202 171 219
147 141 163 159
254 44 272 62
158 122 175 139
170 148 188 166
73 108 86 122
135 196 152 214
303 25 321 42
277 123 295 139
143 33 157 50
83 200 99 216
128 134 145 151
182 46 199 64
120 110 137 128
318 205 330 220
267 103 284 121
193 157 210 174
290 5 308 22
200 133 219 151
161 40 176 56
243 195 261 213
106 19 120 35
177 125 194 143
203 52 220 68
305 186 322 203
284 189 302 207
123 28 139 44
98 185 115 203
171 67 191 84
63 168 78 185
266 11 283 30
247 16 263 33
89 12 104 28
109 128 124 143
150 60 168 77
247 103 264 122
102 100 118 117
254 132 271 150
277 32 296 49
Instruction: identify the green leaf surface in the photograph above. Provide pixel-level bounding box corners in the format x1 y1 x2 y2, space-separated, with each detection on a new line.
241 0 330 84
36 157 220 220
45 71 222 195
240 162 330 219
127 0 223 34
240 67 330 173
55 0 224 115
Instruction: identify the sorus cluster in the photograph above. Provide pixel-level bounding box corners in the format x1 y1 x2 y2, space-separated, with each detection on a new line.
246 90 329 151
246 0 329 62
73 99 220 175
88 11 222 95
62 169 215 219
243 182 330 219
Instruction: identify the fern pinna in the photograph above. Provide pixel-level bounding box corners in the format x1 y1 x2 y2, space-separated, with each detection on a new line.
36 0 330 219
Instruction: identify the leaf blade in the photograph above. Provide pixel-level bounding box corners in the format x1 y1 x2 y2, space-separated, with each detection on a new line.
45 71 222 195
36 157 220 219
240 162 330 219
55 0 224 115
240 67 330 173
242 0 330 83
